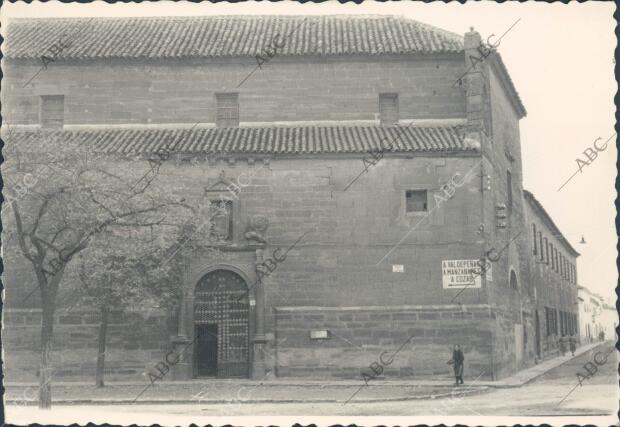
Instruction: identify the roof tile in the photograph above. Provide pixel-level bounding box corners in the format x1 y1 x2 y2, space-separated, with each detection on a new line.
6 125 472 156
5 15 463 60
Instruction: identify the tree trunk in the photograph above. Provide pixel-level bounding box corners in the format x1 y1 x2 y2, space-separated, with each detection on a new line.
95 305 109 388
36 266 63 409
39 294 56 409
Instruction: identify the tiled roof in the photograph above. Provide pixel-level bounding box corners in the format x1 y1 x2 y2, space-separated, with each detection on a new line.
7 125 472 155
5 15 464 60
523 190 580 257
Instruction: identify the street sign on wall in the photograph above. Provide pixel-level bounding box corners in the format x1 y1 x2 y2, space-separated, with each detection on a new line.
442 259 484 289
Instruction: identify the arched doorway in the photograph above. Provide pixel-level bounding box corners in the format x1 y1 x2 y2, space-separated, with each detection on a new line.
193 269 249 378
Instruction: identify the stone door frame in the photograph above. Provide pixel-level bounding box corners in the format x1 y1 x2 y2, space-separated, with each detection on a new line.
172 262 263 380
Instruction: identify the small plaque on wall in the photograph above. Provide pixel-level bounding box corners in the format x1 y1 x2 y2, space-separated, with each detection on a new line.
249 299 256 306
392 264 405 273
309 330 331 340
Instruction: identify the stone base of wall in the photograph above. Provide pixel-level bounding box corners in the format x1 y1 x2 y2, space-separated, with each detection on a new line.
3 308 173 382
274 304 494 380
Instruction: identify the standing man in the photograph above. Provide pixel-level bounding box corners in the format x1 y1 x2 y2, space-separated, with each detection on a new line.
569 334 577 356
559 334 568 356
447 344 465 385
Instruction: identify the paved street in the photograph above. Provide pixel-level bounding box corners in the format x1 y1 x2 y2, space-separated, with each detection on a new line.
6 343 618 425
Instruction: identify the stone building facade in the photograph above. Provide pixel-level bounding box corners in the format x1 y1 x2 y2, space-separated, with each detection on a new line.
2 15 578 382
523 191 579 362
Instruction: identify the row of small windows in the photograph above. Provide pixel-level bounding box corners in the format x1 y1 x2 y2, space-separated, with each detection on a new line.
532 223 576 284
219 92 400 127
39 93 401 129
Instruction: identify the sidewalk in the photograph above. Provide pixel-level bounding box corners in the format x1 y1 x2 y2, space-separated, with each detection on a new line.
486 341 609 388
5 341 610 404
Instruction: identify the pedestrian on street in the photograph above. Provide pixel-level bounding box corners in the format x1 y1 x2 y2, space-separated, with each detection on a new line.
559 334 568 356
447 344 464 385
599 330 605 342
569 334 577 356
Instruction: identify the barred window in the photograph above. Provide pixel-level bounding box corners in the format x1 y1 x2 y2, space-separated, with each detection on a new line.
545 307 552 336
216 93 239 128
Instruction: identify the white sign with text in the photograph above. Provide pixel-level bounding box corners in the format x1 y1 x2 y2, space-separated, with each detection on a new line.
442 259 484 289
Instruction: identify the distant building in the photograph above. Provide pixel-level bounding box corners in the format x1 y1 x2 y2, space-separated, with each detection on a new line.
577 287 604 343
523 191 580 359
2 15 579 382
600 303 617 341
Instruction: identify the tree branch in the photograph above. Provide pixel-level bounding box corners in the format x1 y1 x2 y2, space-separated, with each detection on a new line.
10 202 39 264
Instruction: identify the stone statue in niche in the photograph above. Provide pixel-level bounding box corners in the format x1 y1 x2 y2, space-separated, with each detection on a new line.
245 215 269 245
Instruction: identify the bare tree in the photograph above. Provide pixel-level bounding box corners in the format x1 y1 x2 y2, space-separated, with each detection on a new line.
1 128 211 407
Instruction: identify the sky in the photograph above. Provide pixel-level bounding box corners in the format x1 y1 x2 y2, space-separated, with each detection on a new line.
2 0 617 303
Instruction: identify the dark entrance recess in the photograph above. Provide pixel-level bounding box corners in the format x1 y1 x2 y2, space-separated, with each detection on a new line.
195 324 218 376
193 269 249 378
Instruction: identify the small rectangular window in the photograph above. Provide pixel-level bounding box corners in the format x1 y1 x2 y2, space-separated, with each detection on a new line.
538 232 544 261
216 93 239 128
40 95 64 128
379 93 398 126
550 243 555 269
562 257 566 279
405 190 427 213
532 224 537 255
544 237 549 265
554 248 558 272
506 170 513 209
